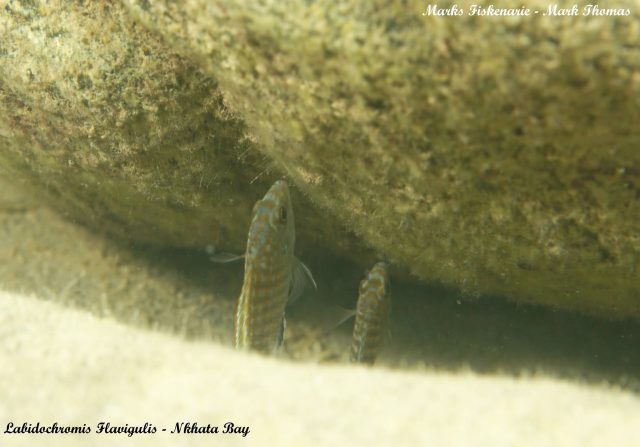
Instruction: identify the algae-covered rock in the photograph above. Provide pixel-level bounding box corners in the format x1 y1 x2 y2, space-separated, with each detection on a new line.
0 1 256 251
1 0 638 317
0 0 358 257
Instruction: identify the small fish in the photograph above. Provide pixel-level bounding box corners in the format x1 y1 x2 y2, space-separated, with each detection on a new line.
350 262 391 364
234 180 314 353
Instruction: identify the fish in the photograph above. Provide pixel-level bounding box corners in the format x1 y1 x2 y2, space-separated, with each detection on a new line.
233 180 315 353
350 261 391 364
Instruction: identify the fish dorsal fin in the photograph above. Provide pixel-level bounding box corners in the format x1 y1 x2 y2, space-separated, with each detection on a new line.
209 252 245 263
288 258 317 304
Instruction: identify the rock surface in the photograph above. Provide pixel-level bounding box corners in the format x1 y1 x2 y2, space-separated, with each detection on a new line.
1 0 638 317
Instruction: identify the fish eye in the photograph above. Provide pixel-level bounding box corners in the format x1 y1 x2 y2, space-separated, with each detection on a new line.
278 206 287 223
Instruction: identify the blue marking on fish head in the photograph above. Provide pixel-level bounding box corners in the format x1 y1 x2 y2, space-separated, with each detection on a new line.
359 261 390 300
246 180 295 262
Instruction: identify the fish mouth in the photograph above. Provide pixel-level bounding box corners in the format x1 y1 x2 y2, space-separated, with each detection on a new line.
246 180 293 253
260 181 292 230
263 180 290 204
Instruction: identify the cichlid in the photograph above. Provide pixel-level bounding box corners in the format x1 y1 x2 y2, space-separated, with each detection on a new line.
350 262 391 364
232 180 315 353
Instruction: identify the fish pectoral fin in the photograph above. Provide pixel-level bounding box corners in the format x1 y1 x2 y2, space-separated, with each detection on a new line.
287 257 317 304
274 314 286 351
297 259 317 291
321 305 356 334
209 252 245 263
334 308 356 329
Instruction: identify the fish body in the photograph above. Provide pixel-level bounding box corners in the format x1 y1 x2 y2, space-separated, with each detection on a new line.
235 180 296 353
350 262 391 364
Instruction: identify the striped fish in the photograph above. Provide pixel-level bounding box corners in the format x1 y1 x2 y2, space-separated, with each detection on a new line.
234 180 315 353
350 262 391 364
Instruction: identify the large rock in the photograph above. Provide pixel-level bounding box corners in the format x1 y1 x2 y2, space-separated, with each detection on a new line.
0 0 361 257
1 0 638 317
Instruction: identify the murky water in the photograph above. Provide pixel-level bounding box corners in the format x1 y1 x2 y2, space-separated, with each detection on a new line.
2 173 638 393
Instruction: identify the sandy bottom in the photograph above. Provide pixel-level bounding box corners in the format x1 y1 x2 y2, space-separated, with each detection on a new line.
0 175 639 445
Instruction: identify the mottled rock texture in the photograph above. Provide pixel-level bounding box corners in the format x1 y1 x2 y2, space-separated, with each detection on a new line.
1 0 638 317
0 0 358 256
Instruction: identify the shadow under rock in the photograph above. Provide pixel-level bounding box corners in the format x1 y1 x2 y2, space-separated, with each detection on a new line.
385 280 640 393
134 245 640 394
